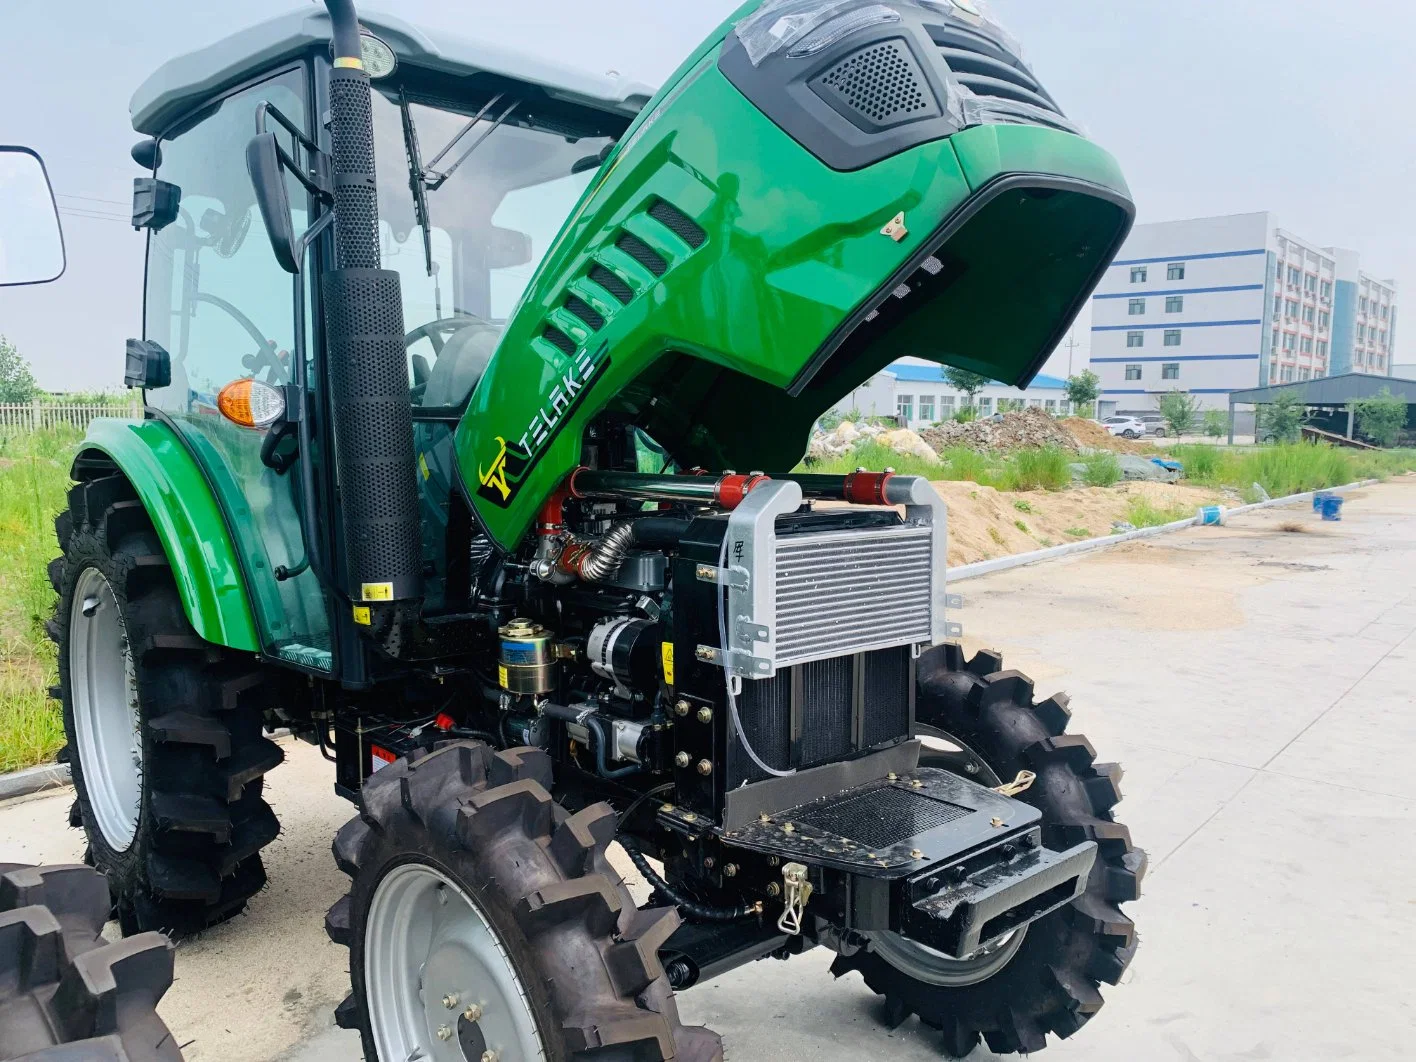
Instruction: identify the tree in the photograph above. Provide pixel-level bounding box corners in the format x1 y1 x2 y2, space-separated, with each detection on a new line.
1064 370 1101 418
1158 389 1199 437
1259 391 1304 443
0 335 38 403
1202 409 1226 438
942 366 990 412
1349 387 1407 448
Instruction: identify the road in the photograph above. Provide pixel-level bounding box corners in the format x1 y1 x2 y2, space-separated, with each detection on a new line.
3 478 1414 1061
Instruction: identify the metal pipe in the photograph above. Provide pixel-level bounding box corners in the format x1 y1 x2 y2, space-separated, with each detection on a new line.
570 469 770 508
323 0 362 61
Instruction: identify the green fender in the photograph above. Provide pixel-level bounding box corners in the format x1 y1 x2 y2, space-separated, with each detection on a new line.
76 418 260 652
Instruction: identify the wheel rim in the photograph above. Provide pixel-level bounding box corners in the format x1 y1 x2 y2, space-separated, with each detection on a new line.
864 725 1027 986
68 567 142 852
365 862 547 1062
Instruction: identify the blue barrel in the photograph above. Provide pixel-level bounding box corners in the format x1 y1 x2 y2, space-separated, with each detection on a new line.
1320 494 1344 521
1197 505 1224 526
1312 491 1330 512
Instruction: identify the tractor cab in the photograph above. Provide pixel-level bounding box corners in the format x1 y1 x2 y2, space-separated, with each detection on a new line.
125 9 646 674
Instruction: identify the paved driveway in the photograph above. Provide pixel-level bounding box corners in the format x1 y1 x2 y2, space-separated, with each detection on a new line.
4 479 1413 1062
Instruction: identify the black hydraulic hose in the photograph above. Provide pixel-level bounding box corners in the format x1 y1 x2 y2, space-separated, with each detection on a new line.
618 839 762 922
626 516 693 547
323 0 363 61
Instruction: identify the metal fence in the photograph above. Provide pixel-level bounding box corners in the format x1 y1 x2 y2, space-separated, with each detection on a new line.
0 400 143 433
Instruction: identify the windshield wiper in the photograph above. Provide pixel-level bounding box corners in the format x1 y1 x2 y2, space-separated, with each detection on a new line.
398 89 522 278
422 93 521 191
398 88 435 277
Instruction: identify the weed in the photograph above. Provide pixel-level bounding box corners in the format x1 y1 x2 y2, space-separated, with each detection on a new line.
1012 499 1033 513
1014 519 1030 533
1005 447 1072 492
1039 538 1054 547
1124 496 1194 528
1081 452 1121 487
988 527 1006 546
1065 527 1090 538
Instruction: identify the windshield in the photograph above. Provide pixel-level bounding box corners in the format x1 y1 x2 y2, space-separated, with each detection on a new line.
370 88 617 409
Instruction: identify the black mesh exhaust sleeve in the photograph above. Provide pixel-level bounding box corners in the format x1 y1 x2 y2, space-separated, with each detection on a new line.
324 61 423 657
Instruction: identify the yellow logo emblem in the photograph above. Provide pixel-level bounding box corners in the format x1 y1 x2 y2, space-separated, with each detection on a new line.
478 437 513 502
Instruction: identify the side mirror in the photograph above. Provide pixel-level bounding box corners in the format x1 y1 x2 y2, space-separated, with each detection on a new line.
247 132 299 274
0 146 65 286
486 225 533 270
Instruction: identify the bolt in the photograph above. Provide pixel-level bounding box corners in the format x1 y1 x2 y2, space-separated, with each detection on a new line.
696 759 713 776
683 811 698 821
661 804 675 812
436 1024 453 1041
990 817 1004 828
674 699 691 717
768 856 780 866
965 762 980 775
766 882 781 897
675 751 691 767
911 780 924 789
723 863 738 877
910 849 924 860
759 813 771 824
482 1052 499 1062
463 1002 483 1022
442 993 459 1009
696 707 713 724
703 857 715 869
782 822 795 834
887 772 897 781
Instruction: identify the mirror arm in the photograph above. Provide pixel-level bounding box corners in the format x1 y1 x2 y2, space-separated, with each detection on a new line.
255 102 332 199
291 211 335 271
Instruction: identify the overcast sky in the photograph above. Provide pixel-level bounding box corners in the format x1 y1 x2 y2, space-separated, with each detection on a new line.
1 0 1411 390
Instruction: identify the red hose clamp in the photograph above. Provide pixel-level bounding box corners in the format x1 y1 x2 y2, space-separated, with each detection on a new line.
714 473 770 508
842 471 894 506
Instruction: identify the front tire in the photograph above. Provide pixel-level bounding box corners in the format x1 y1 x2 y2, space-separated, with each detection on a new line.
831 644 1146 1056
50 472 287 937
327 740 722 1062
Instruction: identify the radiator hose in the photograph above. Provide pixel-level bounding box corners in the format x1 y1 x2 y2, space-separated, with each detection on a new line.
552 516 691 583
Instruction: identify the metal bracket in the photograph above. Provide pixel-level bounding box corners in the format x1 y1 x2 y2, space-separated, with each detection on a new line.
694 564 749 589
694 644 772 676
945 593 963 609
734 619 770 644
777 862 813 936
945 622 963 639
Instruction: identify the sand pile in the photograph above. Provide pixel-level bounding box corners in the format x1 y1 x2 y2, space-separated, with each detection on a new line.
1060 417 1154 454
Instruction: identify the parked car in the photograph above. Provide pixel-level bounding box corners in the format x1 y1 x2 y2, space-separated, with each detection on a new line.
1103 415 1146 439
1139 413 1169 437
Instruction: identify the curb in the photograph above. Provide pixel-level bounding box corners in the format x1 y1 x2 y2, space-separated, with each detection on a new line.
949 478 1377 584
0 763 70 802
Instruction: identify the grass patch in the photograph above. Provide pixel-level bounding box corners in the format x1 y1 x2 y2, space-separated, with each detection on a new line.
1081 452 1121 488
1170 443 1416 497
988 527 1005 546
1064 527 1091 538
1014 519 1029 534
1124 496 1194 529
1002 447 1072 492
1012 500 1032 513
0 427 80 771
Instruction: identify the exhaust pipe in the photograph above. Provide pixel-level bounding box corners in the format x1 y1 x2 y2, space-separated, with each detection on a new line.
321 0 423 656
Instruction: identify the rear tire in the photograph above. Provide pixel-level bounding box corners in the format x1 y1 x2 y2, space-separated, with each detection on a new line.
50 472 287 938
0 862 182 1060
327 740 722 1062
831 644 1146 1056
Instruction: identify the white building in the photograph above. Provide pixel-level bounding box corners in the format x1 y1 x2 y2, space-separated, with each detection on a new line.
833 359 1071 430
1090 212 1398 415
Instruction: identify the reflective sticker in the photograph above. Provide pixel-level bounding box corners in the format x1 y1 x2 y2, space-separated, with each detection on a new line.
370 744 396 771
418 452 430 480
352 605 371 625
497 664 509 688
661 641 675 684
361 582 394 601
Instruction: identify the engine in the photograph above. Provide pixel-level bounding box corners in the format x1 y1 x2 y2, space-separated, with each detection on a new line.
472 434 955 827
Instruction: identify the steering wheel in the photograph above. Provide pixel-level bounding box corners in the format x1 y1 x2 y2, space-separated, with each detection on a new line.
192 292 290 386
404 315 489 357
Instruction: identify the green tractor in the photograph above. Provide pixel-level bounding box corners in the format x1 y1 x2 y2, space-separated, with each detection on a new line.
2 0 1144 1057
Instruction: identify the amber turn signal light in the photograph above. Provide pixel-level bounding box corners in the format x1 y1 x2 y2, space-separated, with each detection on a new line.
217 378 286 429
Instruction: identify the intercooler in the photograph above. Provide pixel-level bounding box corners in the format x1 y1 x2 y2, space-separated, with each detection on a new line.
671 477 954 795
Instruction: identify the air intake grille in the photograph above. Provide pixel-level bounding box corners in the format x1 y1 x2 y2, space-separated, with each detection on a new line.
563 295 605 332
542 325 575 355
615 233 668 277
588 265 633 305
930 25 1069 127
815 40 931 125
774 525 933 666
647 200 707 248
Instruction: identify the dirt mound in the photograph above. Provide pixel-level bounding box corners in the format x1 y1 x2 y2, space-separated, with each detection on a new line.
1061 417 1154 454
920 408 1078 453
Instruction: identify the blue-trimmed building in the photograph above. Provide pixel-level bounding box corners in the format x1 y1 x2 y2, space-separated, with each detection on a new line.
833 359 1069 429
1089 212 1397 416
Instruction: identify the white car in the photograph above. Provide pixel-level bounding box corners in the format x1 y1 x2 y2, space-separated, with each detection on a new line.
1102 415 1145 439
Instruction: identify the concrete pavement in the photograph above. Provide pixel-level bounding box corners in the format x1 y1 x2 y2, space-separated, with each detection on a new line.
4 478 1414 1061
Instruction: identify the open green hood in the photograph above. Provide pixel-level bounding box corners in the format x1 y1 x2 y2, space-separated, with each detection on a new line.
454 0 1133 549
